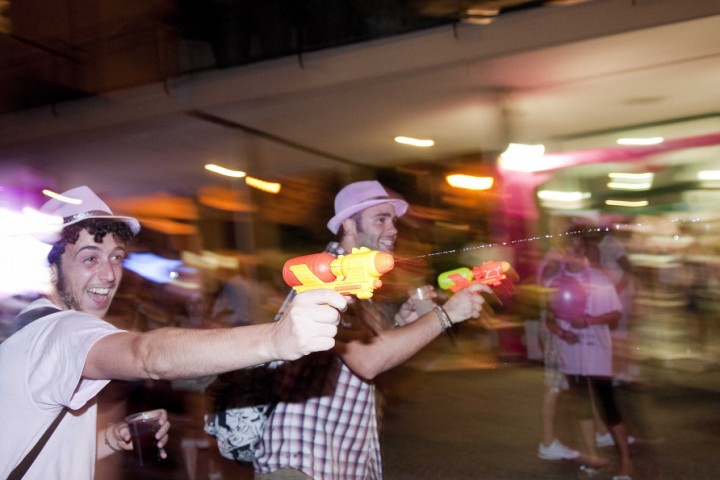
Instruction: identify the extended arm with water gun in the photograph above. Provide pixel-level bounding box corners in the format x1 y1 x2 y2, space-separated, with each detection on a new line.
437 260 512 293
282 247 395 299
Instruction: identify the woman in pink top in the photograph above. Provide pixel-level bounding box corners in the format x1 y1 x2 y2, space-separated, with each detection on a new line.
547 232 635 480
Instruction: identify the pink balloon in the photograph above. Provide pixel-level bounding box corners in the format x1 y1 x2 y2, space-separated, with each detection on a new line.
548 275 587 320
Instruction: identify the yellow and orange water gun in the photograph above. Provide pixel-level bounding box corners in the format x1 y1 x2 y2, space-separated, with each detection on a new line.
282 247 395 299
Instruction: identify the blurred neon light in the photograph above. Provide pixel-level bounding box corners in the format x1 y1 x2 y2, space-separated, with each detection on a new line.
605 199 649 207
608 172 654 181
616 137 664 146
205 164 247 178
537 190 591 202
445 174 494 190
394 136 434 148
498 143 548 172
697 170 720 180
42 189 82 204
123 252 183 284
246 176 281 194
607 181 652 191
0 207 53 298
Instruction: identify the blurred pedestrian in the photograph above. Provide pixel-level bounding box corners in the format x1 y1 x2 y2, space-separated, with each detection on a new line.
547 231 635 480
537 247 580 462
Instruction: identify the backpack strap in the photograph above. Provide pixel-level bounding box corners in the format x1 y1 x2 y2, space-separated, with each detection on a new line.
7 408 68 480
7 306 65 480
15 306 62 329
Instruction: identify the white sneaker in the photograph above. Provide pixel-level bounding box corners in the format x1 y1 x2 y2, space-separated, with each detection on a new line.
538 439 580 460
595 432 636 447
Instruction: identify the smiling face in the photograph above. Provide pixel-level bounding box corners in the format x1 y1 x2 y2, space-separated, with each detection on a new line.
50 229 127 318
341 202 399 252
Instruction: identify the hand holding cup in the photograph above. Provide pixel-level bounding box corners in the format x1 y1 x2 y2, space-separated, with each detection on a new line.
124 409 170 466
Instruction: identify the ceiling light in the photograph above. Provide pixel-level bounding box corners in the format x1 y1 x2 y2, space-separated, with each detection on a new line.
445 174 494 190
605 199 649 207
462 17 494 25
697 170 720 181
245 176 281 194
466 8 499 16
497 143 547 172
547 0 590 5
204 163 247 178
607 181 652 191
394 136 434 148
616 137 664 146
537 190 590 202
607 171 653 191
536 190 591 209
608 172 654 180
42 189 82 204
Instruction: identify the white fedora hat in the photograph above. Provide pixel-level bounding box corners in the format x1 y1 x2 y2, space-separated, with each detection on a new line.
37 186 140 242
327 180 408 234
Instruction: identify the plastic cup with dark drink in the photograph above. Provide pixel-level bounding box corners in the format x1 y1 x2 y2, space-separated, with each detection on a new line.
125 409 163 466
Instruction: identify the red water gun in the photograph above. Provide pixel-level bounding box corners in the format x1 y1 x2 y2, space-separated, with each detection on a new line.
282 247 395 299
438 261 512 293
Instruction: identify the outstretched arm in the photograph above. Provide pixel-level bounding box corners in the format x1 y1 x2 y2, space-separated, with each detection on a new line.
337 283 493 380
83 289 347 381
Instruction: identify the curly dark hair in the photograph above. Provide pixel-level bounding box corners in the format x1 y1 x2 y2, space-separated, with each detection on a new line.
47 219 136 266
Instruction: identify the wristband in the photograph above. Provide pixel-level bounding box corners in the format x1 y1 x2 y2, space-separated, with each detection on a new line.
433 305 452 332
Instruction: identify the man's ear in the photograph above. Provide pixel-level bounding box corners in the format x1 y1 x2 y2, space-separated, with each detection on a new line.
341 217 356 236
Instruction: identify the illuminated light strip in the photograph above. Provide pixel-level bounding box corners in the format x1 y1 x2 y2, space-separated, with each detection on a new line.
246 176 281 194
205 163 247 178
607 181 652 191
394 136 434 148
497 143 548 172
608 172 654 181
605 199 649 207
467 8 499 16
42 189 82 204
445 174 494 190
536 190 591 201
616 137 664 146
698 170 720 181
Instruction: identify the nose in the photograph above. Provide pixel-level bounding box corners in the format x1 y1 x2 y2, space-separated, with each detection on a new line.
386 220 398 236
98 260 118 283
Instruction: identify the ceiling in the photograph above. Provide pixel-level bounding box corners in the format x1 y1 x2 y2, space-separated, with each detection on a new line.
2 0 720 200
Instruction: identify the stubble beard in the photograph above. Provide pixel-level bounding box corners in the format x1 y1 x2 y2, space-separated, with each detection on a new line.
56 271 82 311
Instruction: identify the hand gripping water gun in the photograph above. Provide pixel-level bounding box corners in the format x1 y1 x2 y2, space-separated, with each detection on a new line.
438 260 512 293
282 247 395 299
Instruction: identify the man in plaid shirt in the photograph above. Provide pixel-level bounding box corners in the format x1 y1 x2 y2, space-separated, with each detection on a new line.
254 180 492 480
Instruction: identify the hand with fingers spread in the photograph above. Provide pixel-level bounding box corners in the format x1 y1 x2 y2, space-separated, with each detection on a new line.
270 289 347 360
442 282 496 326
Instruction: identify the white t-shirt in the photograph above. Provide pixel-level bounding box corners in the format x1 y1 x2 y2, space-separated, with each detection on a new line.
0 299 123 480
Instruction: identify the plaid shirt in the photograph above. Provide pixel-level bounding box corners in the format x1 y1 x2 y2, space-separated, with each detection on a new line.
254 242 382 480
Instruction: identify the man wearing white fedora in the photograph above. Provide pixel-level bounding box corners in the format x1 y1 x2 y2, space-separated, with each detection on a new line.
0 185 347 480
248 180 495 480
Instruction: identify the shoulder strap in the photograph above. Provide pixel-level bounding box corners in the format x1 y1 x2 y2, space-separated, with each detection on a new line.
15 306 62 329
7 306 65 480
7 408 68 480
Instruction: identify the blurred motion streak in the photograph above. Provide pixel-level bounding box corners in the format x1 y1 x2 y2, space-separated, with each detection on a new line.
0 207 53 298
445 174 494 190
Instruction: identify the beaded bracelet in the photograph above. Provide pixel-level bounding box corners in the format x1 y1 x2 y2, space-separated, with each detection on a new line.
433 305 452 332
